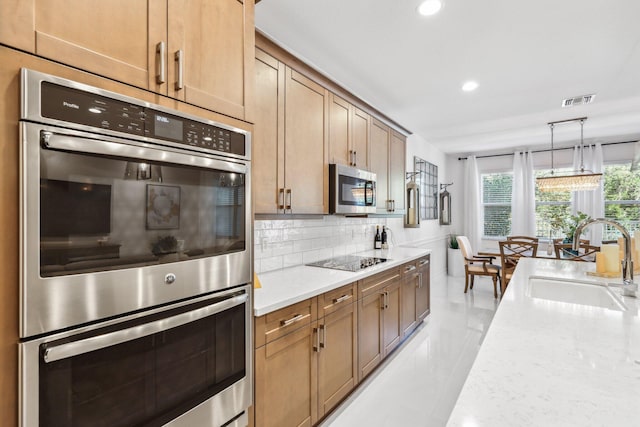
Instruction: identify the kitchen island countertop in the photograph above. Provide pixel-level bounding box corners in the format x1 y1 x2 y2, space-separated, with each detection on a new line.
447 257 640 426
254 246 431 316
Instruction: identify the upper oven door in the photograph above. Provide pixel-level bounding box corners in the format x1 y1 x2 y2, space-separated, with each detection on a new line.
20 122 252 338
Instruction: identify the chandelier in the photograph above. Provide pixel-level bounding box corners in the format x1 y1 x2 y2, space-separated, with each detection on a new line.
536 117 602 192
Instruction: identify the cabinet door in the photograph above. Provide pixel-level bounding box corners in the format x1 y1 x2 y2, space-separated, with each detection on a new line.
416 256 431 321
328 93 351 166
0 0 167 93
370 118 390 212
389 130 406 213
401 264 419 338
284 68 328 214
382 281 402 356
317 302 358 418
351 107 370 170
255 324 318 427
253 49 285 214
357 290 383 381
168 0 254 120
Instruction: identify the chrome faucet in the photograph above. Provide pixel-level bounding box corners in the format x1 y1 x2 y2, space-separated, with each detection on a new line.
573 218 637 297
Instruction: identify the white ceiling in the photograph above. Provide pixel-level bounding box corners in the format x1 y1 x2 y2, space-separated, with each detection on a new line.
255 0 640 155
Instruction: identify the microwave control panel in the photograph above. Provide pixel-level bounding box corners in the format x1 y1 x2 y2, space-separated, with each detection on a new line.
39 81 245 156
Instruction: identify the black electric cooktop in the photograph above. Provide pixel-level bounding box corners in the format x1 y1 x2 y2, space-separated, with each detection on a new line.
306 255 388 272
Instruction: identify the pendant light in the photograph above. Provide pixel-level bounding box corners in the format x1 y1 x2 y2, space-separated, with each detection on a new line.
536 117 602 192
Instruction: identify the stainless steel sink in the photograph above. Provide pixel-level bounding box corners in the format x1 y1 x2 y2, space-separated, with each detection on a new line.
527 276 628 311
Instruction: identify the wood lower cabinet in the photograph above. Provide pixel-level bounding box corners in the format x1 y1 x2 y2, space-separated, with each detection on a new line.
255 324 318 427
255 299 318 427
254 261 429 426
253 49 328 214
317 297 358 418
416 256 431 321
401 263 419 338
0 0 254 121
357 267 402 381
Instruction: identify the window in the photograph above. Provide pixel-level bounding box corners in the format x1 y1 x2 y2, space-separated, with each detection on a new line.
481 172 512 238
535 168 571 239
603 163 640 240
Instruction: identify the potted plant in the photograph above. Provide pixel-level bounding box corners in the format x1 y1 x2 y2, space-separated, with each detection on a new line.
447 233 464 277
551 211 590 243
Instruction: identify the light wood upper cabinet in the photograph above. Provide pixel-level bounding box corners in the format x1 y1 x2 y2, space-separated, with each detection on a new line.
0 0 254 120
329 96 370 170
351 107 370 170
253 50 284 214
370 119 390 212
168 0 254 120
284 68 328 214
253 48 328 215
389 130 407 213
370 118 406 214
328 93 351 166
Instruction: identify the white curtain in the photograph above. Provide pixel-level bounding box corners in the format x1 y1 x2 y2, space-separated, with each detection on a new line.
572 143 604 244
511 150 536 236
464 155 482 252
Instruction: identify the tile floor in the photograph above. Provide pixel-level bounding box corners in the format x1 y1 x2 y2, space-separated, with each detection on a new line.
319 274 500 427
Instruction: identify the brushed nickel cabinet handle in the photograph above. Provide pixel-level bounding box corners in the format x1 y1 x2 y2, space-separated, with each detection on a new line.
380 293 386 310
156 42 166 84
320 324 326 348
281 313 304 326
174 49 184 90
353 150 357 167
419 259 429 266
313 327 320 352
405 265 417 273
333 294 352 304
286 189 292 212
278 188 285 211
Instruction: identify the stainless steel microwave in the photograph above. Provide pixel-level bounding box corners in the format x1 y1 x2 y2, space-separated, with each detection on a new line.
329 164 376 214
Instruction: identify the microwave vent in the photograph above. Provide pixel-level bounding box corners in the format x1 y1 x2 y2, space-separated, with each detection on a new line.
561 94 596 108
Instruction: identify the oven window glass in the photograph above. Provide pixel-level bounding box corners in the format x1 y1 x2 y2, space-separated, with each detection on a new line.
39 297 246 427
39 148 246 276
338 175 373 206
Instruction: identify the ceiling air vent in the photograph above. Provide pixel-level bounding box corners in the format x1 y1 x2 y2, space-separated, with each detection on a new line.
561 94 596 108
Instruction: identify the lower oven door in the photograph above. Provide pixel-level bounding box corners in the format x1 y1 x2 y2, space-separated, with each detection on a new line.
20 285 252 427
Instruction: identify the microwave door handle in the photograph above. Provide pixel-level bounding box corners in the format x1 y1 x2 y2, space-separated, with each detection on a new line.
42 293 248 363
40 130 247 175
365 181 374 206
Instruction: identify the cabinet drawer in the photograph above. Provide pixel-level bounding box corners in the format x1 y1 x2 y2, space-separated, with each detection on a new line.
319 283 356 317
358 267 401 298
255 298 317 348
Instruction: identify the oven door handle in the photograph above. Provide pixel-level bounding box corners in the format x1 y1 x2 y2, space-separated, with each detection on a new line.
43 293 248 363
40 130 248 174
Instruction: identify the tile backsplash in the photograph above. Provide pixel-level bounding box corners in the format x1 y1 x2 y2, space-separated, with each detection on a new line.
254 216 404 273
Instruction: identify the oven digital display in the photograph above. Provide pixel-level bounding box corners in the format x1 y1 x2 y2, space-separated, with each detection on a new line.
154 114 183 141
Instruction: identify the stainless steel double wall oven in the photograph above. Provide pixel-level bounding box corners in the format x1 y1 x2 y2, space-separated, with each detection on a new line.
19 69 252 427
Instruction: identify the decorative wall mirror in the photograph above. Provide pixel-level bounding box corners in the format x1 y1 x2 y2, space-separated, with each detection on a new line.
414 156 438 220
439 183 452 225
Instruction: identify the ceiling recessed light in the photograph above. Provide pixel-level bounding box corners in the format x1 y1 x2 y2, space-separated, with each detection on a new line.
462 81 479 92
417 0 442 16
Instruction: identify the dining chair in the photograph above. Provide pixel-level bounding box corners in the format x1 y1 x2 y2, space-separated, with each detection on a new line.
553 241 600 261
456 236 501 298
506 235 539 243
499 240 538 293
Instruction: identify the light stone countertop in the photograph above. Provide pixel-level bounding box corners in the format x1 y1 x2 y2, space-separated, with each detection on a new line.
253 246 431 316
447 257 640 426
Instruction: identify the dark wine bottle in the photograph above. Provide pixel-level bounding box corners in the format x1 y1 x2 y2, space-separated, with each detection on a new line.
381 226 388 249
374 225 382 249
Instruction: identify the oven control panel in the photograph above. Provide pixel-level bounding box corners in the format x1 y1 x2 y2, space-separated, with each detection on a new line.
39 81 245 156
